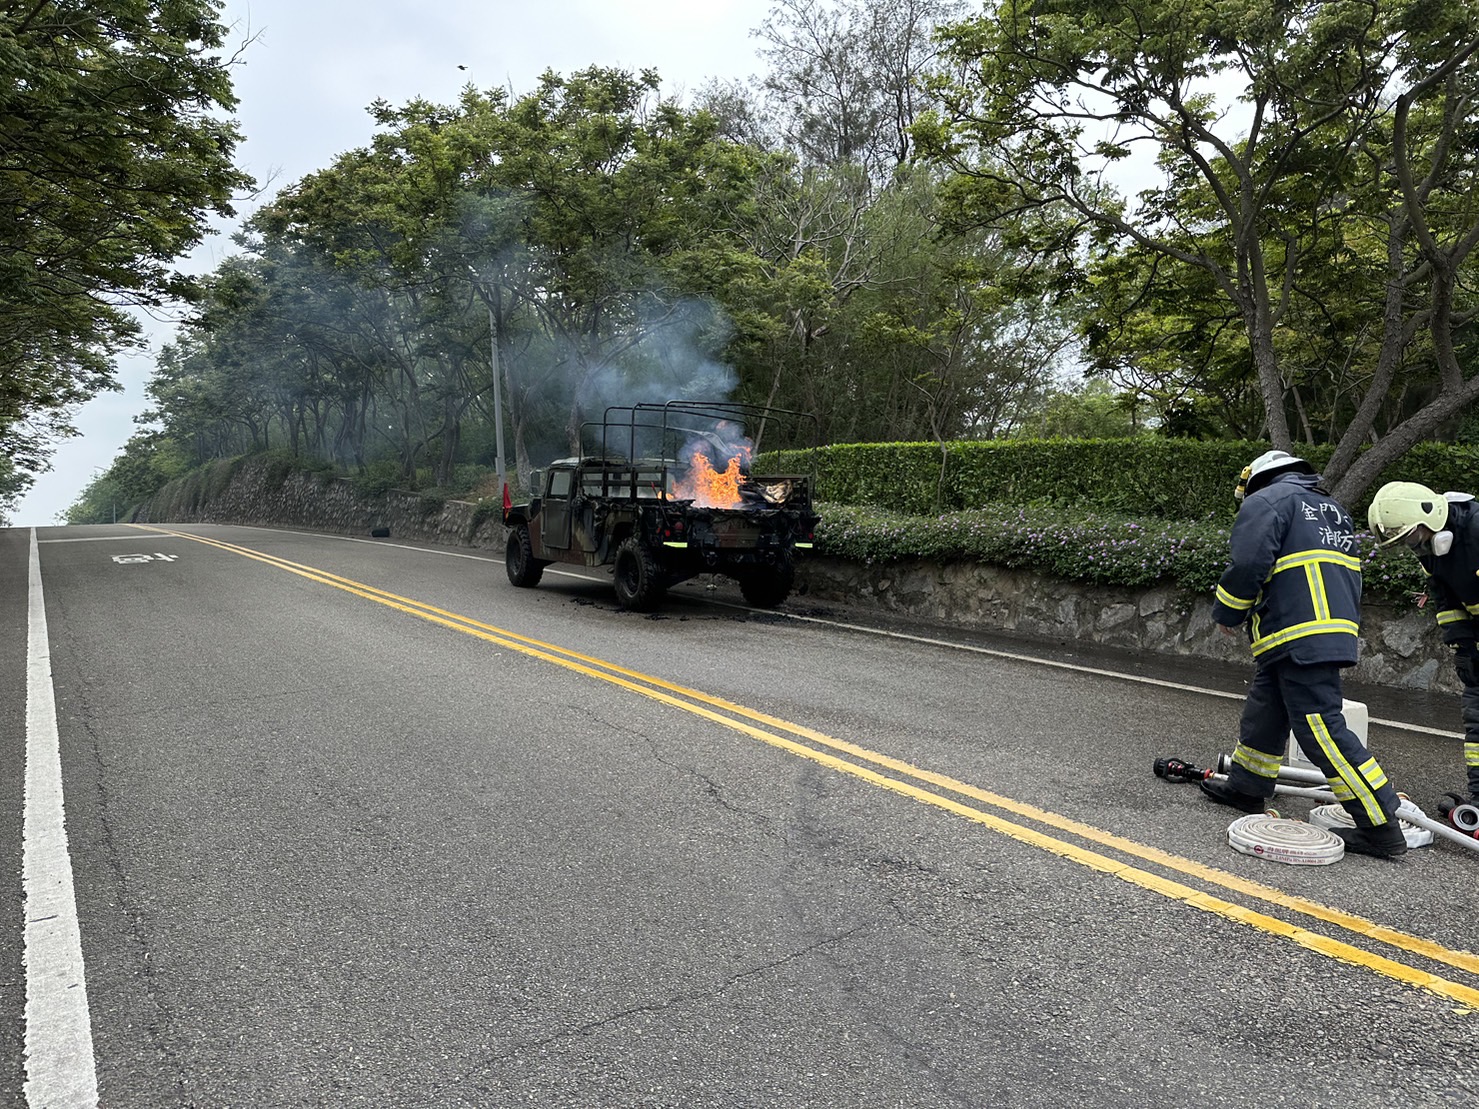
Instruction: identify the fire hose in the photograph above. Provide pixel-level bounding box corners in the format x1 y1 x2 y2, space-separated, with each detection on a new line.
1155 756 1479 856
1211 756 1479 844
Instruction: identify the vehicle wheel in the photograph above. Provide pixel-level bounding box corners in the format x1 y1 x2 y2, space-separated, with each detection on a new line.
613 537 665 610
739 557 794 608
505 524 545 587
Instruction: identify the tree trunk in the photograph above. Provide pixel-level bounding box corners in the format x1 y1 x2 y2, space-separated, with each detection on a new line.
1332 374 1479 506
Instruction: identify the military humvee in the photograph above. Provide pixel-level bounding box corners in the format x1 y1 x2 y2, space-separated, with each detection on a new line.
502 401 819 611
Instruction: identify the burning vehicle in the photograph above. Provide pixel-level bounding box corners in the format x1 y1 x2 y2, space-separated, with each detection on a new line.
503 401 819 610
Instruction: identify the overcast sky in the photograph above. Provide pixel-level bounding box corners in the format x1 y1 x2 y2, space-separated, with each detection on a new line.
12 0 775 525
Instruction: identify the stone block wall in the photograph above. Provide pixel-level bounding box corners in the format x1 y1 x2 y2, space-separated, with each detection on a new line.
133 458 508 552
796 556 1459 695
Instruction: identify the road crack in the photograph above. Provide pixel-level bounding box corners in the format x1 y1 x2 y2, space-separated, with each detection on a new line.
419 922 872 1106
71 696 194 1107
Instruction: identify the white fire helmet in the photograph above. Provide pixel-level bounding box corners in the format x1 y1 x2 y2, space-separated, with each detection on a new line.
1234 450 1314 502
1367 481 1449 549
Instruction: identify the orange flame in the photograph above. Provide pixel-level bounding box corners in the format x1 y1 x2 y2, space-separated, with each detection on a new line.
678 449 744 508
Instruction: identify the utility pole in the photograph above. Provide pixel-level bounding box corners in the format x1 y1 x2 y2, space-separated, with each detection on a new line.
489 307 508 511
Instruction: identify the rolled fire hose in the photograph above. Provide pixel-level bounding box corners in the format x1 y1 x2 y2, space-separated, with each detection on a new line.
1307 803 1434 849
1215 756 1479 854
1226 813 1345 865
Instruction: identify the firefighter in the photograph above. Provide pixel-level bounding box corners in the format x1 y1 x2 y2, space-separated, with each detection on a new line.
1202 450 1407 857
1368 480 1479 809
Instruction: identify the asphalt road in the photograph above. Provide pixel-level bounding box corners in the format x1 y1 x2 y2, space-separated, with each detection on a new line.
2 522 1476 1108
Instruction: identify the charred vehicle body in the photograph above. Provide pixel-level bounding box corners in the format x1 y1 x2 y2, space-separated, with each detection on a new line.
503 402 819 610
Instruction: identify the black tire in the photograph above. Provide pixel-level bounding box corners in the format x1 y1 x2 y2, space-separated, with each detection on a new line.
505 524 545 587
739 557 794 608
613 537 665 610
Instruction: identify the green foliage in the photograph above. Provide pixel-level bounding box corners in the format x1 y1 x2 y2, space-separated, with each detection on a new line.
771 436 1479 523
262 452 295 493
1 0 249 480
1013 380 1139 439
0 454 32 526
769 438 1293 518
815 502 1230 593
925 0 1479 503
66 430 200 523
814 502 1430 605
418 494 447 516
351 460 403 499
203 458 240 504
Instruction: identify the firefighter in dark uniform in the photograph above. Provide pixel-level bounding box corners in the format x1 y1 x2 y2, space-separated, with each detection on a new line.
1201 451 1407 857
1368 480 1479 808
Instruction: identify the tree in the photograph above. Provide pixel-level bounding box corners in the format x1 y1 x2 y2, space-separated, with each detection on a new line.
920 0 1479 501
64 429 190 524
721 161 1080 444
754 0 966 180
1015 379 1139 440
0 0 249 490
161 70 765 490
0 453 27 525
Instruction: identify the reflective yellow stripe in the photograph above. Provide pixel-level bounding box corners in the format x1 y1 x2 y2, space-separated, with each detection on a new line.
1250 619 1359 656
1216 585 1256 611
1305 564 1329 622
1438 609 1467 625
1309 713 1386 825
1358 757 1388 792
1245 550 1351 652
1328 778 1356 801
1268 550 1363 577
1466 743 1479 768
1232 744 1282 779
1466 601 1479 615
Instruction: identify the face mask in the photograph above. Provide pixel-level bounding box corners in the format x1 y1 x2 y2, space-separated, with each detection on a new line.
1409 530 1454 556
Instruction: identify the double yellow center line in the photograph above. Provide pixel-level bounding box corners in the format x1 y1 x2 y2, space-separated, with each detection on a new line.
134 524 1479 1011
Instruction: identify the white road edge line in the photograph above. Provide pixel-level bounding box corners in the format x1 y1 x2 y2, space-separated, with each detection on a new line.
771 610 1461 739
38 535 187 545
24 528 100 1107
177 523 1462 739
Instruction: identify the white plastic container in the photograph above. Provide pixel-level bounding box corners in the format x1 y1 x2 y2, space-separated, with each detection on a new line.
1286 699 1368 770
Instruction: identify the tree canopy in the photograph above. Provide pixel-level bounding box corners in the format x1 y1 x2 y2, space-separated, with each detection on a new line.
919 0 1479 501
67 0 1479 527
93 23 1082 521
0 0 248 521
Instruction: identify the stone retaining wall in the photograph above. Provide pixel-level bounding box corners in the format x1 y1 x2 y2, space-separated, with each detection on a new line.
136 458 1457 694
795 556 1457 694
134 458 507 551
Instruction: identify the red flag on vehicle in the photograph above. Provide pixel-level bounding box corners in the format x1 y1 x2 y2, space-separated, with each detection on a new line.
501 482 511 519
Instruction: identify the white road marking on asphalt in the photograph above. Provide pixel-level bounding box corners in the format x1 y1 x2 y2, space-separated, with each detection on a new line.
773 610 1462 739
108 553 179 564
24 529 100 1107
178 523 1460 738
39 535 186 544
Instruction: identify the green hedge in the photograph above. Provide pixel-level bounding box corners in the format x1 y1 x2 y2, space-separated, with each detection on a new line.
763 438 1479 522
813 501 1430 605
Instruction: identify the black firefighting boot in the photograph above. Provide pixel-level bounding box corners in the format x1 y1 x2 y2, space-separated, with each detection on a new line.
1198 777 1267 814
1331 822 1408 859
